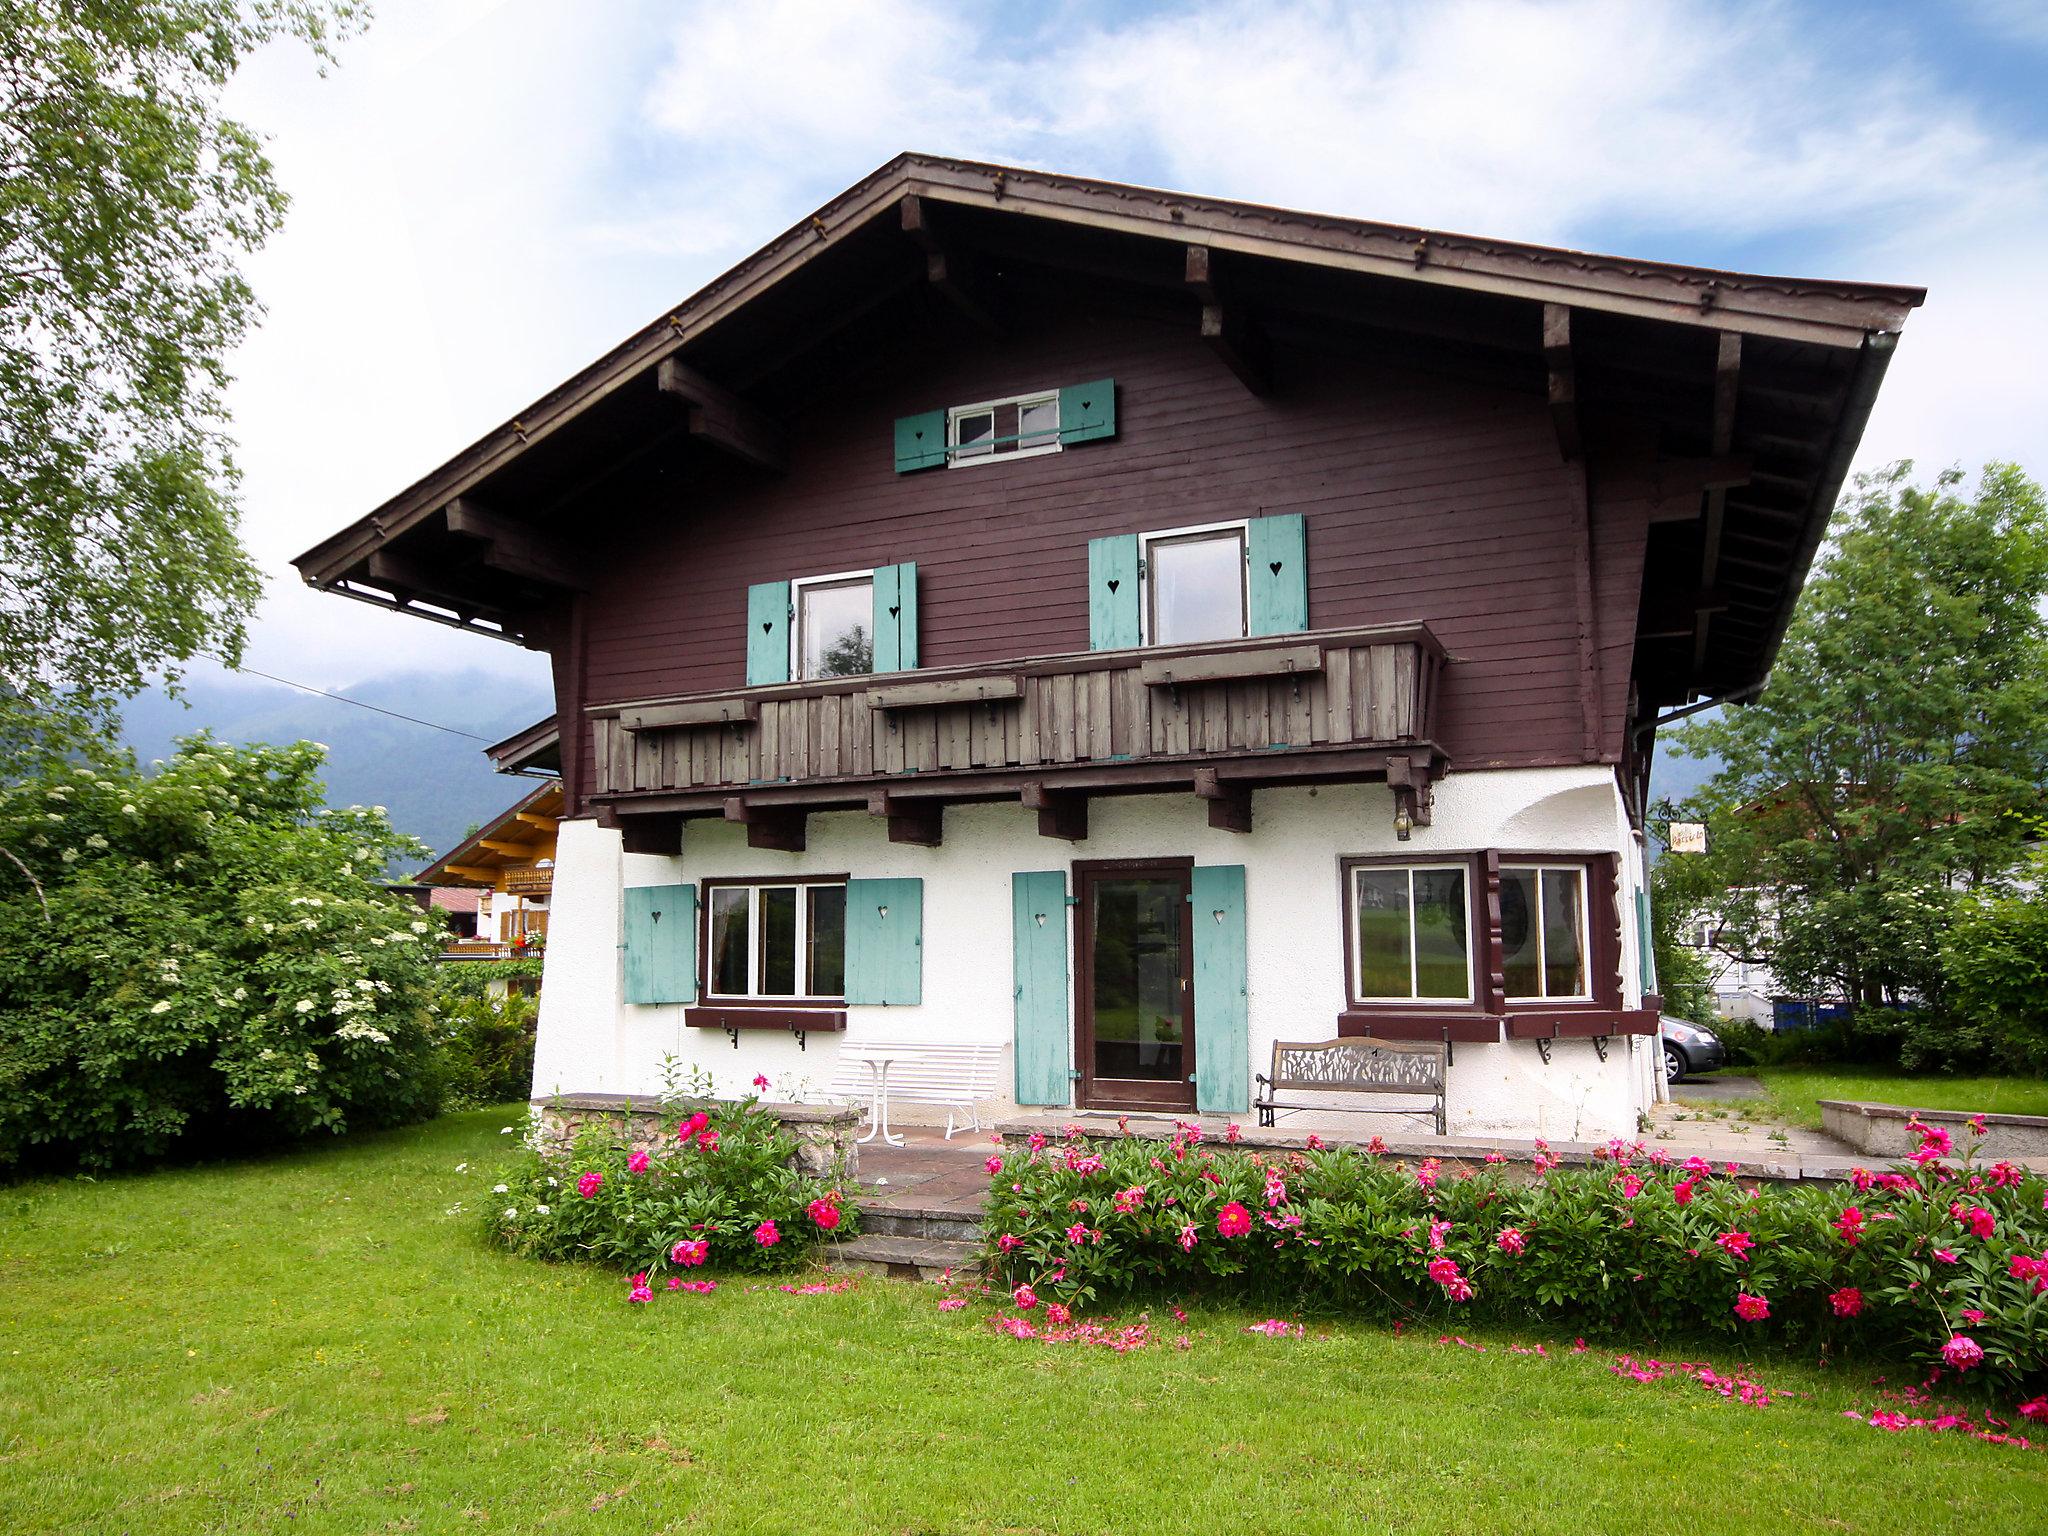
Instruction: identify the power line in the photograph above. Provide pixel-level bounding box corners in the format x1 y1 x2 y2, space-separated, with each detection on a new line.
228 666 494 742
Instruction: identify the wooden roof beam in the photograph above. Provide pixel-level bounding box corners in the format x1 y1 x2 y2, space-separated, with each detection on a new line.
901 195 1004 334
1187 246 1272 396
1543 304 1581 461
867 790 944 848
1693 332 1742 674
443 497 592 590
657 358 788 473
722 796 806 852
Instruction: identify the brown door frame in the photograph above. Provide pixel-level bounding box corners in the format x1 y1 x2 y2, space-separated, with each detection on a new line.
1073 857 1197 1112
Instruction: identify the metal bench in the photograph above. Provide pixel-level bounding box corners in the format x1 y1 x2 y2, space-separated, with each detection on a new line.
1254 1038 1447 1136
828 1039 1006 1145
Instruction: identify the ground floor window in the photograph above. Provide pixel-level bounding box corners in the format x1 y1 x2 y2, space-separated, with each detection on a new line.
1346 861 1472 1003
705 879 846 1001
1500 864 1589 1000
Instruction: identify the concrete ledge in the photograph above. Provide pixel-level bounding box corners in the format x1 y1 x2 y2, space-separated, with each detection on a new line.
532 1092 861 1178
993 1114 1856 1184
1819 1099 2048 1162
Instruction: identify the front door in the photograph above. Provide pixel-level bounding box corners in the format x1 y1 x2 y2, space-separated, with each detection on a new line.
1076 860 1196 1112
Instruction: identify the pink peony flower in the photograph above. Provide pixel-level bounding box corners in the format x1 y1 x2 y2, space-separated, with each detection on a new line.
675 1279 717 1295
1615 1173 1643 1199
627 1150 650 1174
1263 1169 1289 1208
1834 1206 1864 1246
752 1073 771 1091
1064 1222 1091 1245
996 1232 1022 1253
1306 1133 1325 1150
807 1198 842 1232
1113 1185 1146 1214
1933 1248 1959 1264
1426 1256 1474 1301
1012 1283 1038 1310
1940 1334 1984 1372
1909 1121 1953 1165
627 1275 653 1305
1044 1302 1072 1327
1733 1292 1770 1322
937 1297 967 1312
1216 1202 1253 1238
1415 1157 1442 1191
1962 1205 1996 1240
1496 1227 1527 1255
1829 1286 1863 1317
697 1130 720 1153
1225 1122 1243 1144
1428 1217 1452 1252
1968 1113 1988 1136
576 1170 604 1199
1672 1178 1696 1206
2018 1396 2048 1423
677 1111 709 1142
670 1238 709 1267
753 1219 780 1247
985 1155 1004 1176
1715 1230 1754 1262
1177 1223 1198 1252
1961 1309 1985 1324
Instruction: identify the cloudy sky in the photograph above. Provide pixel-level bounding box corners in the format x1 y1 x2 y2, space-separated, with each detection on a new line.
215 0 2048 698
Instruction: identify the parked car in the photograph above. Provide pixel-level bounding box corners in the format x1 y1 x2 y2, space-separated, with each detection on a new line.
1660 1017 1726 1084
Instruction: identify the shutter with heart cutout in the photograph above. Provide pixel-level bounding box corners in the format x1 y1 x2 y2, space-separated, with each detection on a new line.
1087 534 1140 651
872 562 919 672
746 580 791 685
1247 513 1308 635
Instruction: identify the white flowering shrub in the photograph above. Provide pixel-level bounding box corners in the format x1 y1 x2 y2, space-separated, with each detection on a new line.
0 735 445 1169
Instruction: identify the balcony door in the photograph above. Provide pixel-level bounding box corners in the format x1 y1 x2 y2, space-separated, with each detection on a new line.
1076 860 1196 1112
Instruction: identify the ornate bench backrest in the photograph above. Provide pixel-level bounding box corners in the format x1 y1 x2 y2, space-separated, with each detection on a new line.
1267 1038 1444 1095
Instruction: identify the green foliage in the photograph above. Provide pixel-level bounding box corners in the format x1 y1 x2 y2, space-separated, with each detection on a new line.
426 959 540 1109
1666 463 2048 1007
1942 867 2048 1075
0 0 363 772
1647 853 1715 1026
0 734 445 1169
488 1078 856 1278
990 1127 2048 1389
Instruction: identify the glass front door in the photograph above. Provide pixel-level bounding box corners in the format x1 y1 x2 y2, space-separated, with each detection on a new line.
1078 862 1195 1111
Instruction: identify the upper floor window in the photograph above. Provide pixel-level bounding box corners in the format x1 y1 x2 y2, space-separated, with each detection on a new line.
1348 860 1473 1003
706 878 847 1001
948 391 1060 466
794 570 873 680
1500 864 1590 1001
1144 521 1247 646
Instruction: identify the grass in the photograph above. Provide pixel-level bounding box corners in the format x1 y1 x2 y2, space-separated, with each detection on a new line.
3 1112 2044 1534
1732 1065 2048 1131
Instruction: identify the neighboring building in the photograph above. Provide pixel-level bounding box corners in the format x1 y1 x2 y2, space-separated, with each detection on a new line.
417 779 562 979
295 156 1919 1141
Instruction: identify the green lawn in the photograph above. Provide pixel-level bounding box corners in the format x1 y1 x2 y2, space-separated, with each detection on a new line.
1736 1065 2048 1131
3 1111 2044 1534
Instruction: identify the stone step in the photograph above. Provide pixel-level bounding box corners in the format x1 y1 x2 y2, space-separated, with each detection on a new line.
829 1233 981 1282
855 1201 984 1243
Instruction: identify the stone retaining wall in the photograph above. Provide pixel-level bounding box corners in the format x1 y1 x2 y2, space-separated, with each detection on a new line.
533 1093 862 1179
1819 1100 2048 1163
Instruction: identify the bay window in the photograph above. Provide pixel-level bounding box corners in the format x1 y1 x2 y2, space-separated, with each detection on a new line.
1500 864 1590 1001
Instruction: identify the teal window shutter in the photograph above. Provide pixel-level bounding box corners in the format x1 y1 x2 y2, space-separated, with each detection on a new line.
746 580 790 686
1637 888 1658 996
1012 871 1071 1106
1058 379 1116 444
624 884 697 1005
1191 865 1248 1113
894 409 947 473
1087 533 1140 651
872 562 919 672
1247 514 1308 635
844 877 923 1004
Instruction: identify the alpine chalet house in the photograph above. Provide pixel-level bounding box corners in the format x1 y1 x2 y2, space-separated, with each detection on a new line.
295 157 1920 1142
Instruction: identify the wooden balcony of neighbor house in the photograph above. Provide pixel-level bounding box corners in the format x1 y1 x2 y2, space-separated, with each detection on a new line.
588 624 1447 847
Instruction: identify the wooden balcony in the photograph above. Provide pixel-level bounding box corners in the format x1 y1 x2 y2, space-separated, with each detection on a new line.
588 624 1446 847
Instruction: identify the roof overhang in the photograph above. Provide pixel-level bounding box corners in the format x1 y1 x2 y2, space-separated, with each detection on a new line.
296 153 1923 699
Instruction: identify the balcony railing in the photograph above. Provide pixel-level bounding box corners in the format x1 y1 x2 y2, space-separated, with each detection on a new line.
587 624 1445 823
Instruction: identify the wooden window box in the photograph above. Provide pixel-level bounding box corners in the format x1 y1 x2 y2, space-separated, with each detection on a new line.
1139 644 1322 688
866 674 1022 711
1336 1009 1502 1044
621 698 760 731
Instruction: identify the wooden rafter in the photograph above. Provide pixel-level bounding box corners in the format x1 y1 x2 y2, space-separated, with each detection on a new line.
1186 245 1271 396
444 498 592 590
656 358 788 473
900 194 1004 333
1542 303 1580 461
1693 332 1743 674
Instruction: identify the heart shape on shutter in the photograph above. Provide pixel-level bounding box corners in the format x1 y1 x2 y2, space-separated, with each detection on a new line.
761 621 773 633
1106 579 1120 593
1080 398 1093 411
889 605 900 618
1269 560 1283 575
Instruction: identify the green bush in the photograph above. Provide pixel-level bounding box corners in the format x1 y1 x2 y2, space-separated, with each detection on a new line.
426 959 540 1108
0 737 444 1170
486 1083 857 1282
987 1124 2048 1390
1942 885 2048 1075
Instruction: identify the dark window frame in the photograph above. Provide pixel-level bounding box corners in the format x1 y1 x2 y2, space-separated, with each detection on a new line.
698 872 851 1009
1337 852 1487 1014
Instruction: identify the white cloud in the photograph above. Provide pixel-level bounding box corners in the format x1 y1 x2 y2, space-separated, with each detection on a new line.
211 0 2047 694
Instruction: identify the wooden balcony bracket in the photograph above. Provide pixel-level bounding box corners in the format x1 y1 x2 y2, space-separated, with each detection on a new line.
1385 752 1438 840
868 791 943 848
1020 781 1088 842
722 797 807 852
1193 767 1252 834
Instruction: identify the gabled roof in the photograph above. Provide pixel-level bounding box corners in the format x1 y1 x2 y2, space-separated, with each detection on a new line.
417 778 563 887
294 152 1922 701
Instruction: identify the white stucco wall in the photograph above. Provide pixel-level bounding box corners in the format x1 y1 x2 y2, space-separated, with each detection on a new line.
533 766 1659 1142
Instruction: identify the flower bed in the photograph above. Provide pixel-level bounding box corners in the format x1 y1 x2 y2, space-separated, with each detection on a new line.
984 1120 2048 1390
486 1080 857 1278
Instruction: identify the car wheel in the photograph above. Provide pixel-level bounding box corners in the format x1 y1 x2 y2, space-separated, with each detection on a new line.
1662 1043 1687 1084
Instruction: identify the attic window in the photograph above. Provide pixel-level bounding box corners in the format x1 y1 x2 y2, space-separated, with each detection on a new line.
948 392 1060 466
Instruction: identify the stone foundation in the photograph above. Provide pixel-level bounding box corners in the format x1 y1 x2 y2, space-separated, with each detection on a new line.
533 1093 861 1179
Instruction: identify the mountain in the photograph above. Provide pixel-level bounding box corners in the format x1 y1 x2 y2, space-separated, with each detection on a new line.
119 669 554 862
